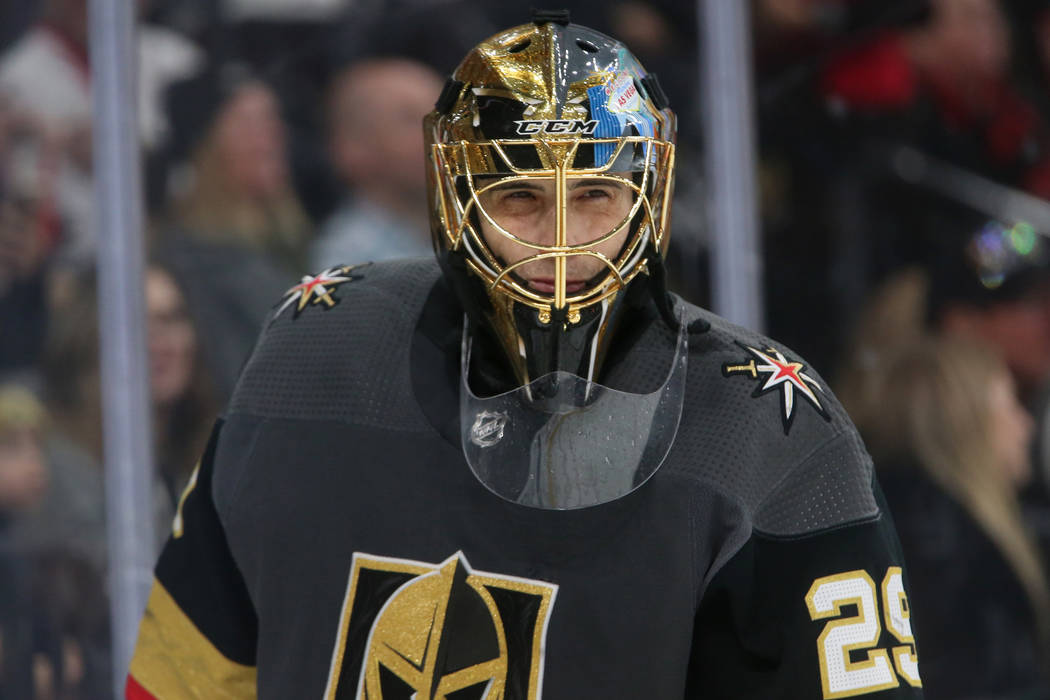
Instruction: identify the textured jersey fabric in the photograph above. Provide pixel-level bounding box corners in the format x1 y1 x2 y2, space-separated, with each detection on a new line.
126 258 925 699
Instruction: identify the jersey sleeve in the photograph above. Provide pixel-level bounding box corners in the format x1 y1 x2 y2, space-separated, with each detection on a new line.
687 457 924 698
126 420 258 699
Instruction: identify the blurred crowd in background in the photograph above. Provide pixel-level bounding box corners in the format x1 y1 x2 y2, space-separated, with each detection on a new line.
2 0 1050 697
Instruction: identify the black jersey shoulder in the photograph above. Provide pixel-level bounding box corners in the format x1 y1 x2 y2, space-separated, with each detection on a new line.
225 258 442 434
665 300 880 538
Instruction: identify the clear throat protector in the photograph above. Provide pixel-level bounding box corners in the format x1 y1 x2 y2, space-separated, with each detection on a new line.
459 313 687 510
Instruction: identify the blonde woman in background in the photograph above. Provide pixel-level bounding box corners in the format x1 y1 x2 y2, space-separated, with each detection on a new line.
0 383 101 699
857 335 1050 697
0 384 47 698
155 63 311 400
164 64 310 267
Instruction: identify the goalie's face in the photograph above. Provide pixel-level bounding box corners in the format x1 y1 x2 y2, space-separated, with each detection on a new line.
475 175 634 295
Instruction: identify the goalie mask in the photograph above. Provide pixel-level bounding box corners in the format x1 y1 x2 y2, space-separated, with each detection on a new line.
427 13 686 509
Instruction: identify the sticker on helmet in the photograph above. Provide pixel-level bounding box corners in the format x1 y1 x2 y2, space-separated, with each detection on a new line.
606 72 641 114
514 119 598 136
587 82 655 165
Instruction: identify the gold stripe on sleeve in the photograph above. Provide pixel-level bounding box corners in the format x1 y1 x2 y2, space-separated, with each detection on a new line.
129 580 257 699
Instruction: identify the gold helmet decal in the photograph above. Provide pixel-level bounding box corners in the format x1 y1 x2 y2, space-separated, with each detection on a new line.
426 18 677 386
324 552 557 699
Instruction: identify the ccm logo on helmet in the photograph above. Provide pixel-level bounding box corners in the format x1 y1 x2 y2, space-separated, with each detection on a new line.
514 119 599 135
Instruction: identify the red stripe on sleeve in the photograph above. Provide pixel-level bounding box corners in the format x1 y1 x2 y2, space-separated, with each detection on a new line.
125 674 157 700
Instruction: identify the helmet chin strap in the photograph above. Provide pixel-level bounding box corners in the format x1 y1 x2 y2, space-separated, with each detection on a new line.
513 300 609 383
643 247 682 332
463 322 520 397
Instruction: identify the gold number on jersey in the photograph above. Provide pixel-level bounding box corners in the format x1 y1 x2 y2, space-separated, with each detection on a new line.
881 567 921 686
805 570 898 698
805 567 922 698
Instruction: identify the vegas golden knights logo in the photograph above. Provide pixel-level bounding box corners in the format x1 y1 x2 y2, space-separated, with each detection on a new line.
323 552 557 700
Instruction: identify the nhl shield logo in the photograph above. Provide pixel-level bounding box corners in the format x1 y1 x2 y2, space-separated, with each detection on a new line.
470 411 508 448
324 552 557 700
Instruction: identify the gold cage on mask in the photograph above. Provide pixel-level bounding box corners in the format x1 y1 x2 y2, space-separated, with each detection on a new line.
430 133 675 323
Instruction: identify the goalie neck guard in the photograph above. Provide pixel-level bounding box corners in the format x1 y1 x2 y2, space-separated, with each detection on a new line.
425 15 678 388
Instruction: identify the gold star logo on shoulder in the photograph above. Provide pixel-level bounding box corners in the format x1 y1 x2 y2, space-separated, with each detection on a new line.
723 342 830 434
275 264 365 319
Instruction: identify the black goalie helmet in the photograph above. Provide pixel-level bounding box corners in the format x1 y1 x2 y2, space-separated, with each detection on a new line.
426 13 687 510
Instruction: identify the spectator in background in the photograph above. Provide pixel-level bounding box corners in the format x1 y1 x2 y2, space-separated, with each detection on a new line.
4 263 213 699
837 204 1050 611
0 110 57 379
0 0 92 270
16 270 168 574
1 270 115 700
820 0 1050 194
0 384 48 534
833 265 929 431
924 212 1050 406
16 262 213 572
145 262 217 497
26 550 108 699
0 0 202 269
162 64 310 267
0 383 48 521
0 384 49 642
0 383 103 700
857 336 1050 697
163 64 310 266
309 57 442 269
0 384 48 699
756 0 1050 374
157 64 309 400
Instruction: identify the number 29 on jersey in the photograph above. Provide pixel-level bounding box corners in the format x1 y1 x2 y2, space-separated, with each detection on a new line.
805 566 922 698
